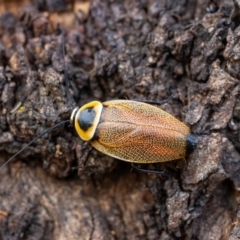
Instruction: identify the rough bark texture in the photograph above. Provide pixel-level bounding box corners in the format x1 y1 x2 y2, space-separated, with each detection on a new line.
0 0 240 239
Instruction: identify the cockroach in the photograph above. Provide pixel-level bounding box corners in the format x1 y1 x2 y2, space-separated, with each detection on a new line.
0 28 198 174
70 100 197 164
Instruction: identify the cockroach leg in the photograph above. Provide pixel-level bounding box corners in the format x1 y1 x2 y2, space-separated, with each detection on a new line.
133 93 174 105
131 163 171 179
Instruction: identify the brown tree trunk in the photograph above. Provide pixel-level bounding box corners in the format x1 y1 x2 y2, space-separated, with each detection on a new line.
0 0 239 239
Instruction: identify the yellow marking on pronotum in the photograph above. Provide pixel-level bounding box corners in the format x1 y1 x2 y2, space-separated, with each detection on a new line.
71 101 103 141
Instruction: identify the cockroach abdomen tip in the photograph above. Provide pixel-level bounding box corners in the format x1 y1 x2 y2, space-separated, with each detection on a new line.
185 134 198 155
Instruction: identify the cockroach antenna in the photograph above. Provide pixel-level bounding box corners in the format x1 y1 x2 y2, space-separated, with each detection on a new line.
0 120 70 171
0 27 73 171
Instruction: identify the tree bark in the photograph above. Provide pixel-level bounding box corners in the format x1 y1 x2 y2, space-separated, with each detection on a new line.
0 0 239 239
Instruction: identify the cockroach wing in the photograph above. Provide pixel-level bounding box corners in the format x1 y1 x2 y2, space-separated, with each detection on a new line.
101 100 190 135
90 122 187 163
90 100 190 163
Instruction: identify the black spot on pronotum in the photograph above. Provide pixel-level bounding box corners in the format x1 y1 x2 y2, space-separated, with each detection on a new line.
79 107 96 131
185 134 198 155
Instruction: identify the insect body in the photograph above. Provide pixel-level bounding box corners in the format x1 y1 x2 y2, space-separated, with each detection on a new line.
70 100 197 163
1 99 197 171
